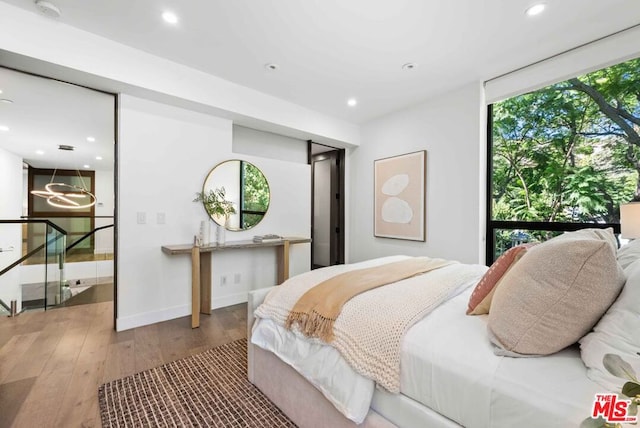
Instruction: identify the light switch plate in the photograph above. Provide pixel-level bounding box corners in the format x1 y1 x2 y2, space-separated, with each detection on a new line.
137 212 146 224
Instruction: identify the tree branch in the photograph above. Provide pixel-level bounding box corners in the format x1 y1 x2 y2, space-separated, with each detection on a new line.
568 78 640 146
616 105 640 126
577 131 626 137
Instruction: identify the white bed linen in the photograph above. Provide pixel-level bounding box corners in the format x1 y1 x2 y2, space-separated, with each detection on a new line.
252 273 605 427
251 265 483 424
401 288 603 428
251 318 374 423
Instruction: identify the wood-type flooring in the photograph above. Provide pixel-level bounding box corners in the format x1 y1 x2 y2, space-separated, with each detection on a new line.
0 301 247 428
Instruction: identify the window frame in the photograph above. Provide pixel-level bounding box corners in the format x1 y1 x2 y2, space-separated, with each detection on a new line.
485 104 621 265
238 160 268 228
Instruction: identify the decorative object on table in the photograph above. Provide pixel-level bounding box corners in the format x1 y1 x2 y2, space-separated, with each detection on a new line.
253 234 283 243
216 223 226 245
194 186 236 245
374 150 426 241
198 220 211 246
201 160 271 231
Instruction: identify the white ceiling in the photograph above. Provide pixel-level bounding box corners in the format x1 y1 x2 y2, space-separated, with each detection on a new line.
3 0 639 124
1 0 640 167
0 67 115 171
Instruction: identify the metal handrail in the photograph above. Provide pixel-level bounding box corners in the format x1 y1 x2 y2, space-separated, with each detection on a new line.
0 219 114 279
0 231 66 277
66 224 114 252
0 219 66 235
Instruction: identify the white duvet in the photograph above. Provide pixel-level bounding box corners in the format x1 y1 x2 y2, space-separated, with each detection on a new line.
251 257 486 423
252 255 606 427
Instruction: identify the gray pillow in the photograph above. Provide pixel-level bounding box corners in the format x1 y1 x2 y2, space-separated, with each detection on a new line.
488 238 625 356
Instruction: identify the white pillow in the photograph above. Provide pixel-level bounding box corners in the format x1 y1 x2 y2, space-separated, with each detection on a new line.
617 238 640 270
579 259 640 392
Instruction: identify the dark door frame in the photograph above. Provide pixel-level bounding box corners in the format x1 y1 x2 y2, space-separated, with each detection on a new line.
1 64 118 328
308 141 345 268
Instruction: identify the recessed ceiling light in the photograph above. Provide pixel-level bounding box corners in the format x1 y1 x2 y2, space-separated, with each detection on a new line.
264 63 279 71
95 156 103 160
36 150 45 155
0 90 3 94
347 98 358 107
0 125 9 132
162 11 178 24
83 164 91 169
525 3 546 16
86 136 95 142
402 62 418 70
35 0 61 19
0 99 13 104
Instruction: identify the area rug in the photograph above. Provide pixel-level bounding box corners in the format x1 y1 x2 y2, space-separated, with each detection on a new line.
98 339 296 427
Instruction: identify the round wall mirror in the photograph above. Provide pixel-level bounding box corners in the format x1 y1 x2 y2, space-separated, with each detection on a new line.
201 160 270 230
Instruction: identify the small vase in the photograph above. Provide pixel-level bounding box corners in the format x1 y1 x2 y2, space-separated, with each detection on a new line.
198 220 207 246
216 224 226 245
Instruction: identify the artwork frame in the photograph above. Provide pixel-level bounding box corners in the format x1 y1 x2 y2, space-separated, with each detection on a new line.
374 150 426 241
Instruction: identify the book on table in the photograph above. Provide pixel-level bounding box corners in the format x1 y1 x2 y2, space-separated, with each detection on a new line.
253 234 283 243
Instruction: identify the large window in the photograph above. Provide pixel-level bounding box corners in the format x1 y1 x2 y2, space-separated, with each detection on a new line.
487 57 640 263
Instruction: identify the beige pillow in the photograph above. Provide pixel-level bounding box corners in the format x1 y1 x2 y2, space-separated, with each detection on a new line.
552 227 618 252
488 238 625 356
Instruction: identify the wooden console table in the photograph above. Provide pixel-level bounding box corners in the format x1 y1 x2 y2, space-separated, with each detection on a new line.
161 237 311 328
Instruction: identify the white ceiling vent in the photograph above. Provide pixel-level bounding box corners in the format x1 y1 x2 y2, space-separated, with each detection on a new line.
35 1 61 19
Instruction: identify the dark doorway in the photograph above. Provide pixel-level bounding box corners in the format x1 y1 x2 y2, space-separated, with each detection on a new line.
309 142 345 269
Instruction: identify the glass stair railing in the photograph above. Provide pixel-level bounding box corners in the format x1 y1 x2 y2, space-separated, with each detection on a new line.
1 218 114 314
0 219 66 314
57 224 114 308
0 299 10 316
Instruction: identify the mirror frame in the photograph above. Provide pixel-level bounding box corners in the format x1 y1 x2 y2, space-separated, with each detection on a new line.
201 159 271 231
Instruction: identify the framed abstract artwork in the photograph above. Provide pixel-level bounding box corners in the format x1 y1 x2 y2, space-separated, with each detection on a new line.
374 150 426 241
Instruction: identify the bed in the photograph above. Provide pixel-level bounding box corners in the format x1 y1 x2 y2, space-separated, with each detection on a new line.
247 230 640 428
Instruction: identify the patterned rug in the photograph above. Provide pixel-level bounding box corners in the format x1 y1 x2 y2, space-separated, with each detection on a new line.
98 339 296 427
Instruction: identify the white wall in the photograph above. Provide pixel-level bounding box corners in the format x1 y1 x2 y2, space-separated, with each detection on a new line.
233 125 308 164
0 148 24 310
117 95 310 331
349 82 484 265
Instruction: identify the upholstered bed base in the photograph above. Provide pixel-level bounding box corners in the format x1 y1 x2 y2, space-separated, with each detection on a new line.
247 287 460 428
251 345 396 428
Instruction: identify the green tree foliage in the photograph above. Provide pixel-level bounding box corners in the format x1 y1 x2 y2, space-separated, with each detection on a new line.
242 162 270 228
493 57 640 228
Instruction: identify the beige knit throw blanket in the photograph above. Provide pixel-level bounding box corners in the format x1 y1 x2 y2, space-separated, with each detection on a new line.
285 257 452 342
255 256 487 392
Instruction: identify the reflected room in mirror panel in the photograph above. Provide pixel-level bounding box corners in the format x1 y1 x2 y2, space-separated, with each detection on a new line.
202 160 270 230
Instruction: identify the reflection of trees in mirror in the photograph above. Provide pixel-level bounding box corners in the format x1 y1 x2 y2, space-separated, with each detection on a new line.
241 162 270 229
194 187 236 224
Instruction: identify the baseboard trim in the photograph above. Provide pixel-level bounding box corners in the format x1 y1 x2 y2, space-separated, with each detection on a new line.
116 304 190 331
211 291 248 309
116 292 249 331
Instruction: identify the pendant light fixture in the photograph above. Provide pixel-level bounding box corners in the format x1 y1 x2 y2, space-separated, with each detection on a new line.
30 145 97 209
